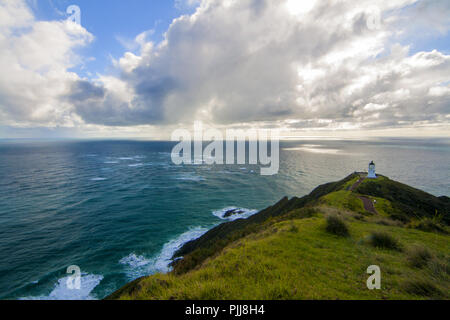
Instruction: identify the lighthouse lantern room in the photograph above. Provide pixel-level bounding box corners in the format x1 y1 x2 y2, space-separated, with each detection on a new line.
367 161 377 179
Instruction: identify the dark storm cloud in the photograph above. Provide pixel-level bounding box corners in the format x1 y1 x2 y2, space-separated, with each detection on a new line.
68 80 106 102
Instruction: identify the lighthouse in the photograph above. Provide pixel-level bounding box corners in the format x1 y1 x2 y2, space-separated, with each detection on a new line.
367 161 377 179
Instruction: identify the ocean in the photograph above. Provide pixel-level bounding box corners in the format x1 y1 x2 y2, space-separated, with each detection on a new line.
0 138 448 299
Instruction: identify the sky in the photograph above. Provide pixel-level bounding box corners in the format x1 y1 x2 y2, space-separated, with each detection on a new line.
0 0 449 139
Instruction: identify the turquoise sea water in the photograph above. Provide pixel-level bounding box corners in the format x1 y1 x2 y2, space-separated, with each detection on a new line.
0 138 448 299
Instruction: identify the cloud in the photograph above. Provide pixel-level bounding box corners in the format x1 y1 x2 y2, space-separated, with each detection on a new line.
71 0 449 133
0 0 93 127
0 0 449 136
393 0 450 35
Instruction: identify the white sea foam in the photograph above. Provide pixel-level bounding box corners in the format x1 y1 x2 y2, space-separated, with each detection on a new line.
154 227 209 271
120 226 209 280
22 273 103 300
118 156 146 161
128 163 144 167
90 177 107 181
213 207 259 221
119 253 151 268
175 173 205 181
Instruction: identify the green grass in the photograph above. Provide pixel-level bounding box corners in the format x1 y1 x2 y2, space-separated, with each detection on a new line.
107 173 449 300
343 175 361 190
402 278 443 298
371 197 397 217
109 215 449 300
320 191 365 214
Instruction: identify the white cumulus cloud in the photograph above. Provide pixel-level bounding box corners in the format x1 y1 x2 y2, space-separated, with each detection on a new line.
0 0 449 137
0 0 93 127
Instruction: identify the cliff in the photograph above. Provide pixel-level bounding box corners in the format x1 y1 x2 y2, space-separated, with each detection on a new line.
107 173 449 300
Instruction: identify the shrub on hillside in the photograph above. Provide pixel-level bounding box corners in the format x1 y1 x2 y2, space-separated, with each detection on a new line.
408 217 448 234
369 232 400 250
402 278 442 298
288 223 299 233
428 257 450 279
375 218 404 227
406 246 432 268
325 215 349 237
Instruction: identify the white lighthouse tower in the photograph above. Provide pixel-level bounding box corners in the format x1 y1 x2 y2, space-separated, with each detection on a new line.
367 161 377 179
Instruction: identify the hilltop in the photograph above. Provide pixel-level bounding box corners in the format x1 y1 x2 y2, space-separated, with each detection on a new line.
107 173 449 300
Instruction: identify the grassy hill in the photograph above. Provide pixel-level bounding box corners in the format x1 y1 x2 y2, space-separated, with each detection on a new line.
107 173 449 300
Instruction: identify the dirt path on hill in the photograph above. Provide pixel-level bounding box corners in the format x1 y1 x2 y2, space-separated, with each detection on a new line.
358 196 377 214
350 175 378 214
350 176 365 191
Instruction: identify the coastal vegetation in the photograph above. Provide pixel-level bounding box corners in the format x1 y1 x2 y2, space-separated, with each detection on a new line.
108 173 449 300
325 215 349 237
